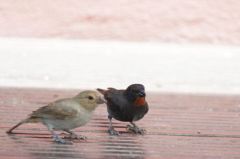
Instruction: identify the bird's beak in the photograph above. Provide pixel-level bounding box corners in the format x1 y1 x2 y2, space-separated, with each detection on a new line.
97 96 106 104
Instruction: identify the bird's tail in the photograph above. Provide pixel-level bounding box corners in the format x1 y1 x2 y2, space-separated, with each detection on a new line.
6 117 39 134
96 88 107 95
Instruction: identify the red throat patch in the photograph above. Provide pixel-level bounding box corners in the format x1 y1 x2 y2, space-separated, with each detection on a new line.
134 97 146 106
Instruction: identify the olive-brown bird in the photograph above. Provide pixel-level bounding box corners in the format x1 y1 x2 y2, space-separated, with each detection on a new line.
97 84 149 135
6 90 105 144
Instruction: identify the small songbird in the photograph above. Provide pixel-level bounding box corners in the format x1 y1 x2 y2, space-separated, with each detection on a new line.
6 90 105 144
97 84 149 135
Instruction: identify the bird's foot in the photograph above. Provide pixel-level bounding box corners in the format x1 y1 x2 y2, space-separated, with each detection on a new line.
108 127 120 136
53 135 72 144
63 133 87 140
127 124 146 135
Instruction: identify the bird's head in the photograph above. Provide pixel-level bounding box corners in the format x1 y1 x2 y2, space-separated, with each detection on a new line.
74 90 106 111
125 84 146 106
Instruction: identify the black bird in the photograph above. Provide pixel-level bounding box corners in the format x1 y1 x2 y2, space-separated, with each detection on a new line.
97 84 149 135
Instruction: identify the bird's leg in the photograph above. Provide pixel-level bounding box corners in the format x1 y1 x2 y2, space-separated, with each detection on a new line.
45 124 71 144
127 122 146 135
63 129 87 140
108 116 119 136
50 130 68 144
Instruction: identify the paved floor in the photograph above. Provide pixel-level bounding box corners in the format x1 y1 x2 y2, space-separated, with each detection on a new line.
1 87 240 159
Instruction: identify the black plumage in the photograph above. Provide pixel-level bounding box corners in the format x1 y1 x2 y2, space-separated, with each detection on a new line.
97 84 149 135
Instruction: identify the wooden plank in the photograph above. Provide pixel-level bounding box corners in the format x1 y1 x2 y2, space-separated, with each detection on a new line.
1 87 240 159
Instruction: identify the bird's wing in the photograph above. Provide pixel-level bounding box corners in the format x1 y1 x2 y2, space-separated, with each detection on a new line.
106 90 127 107
97 88 126 106
30 99 78 120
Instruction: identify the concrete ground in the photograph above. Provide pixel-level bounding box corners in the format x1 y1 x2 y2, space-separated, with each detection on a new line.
1 38 240 95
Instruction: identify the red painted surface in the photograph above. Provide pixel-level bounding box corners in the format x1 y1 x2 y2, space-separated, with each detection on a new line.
1 87 240 158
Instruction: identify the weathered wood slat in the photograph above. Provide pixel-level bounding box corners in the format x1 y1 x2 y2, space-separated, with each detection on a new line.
1 87 240 159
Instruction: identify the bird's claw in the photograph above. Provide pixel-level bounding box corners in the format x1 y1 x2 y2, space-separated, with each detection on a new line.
126 124 146 135
108 128 120 136
63 133 87 140
53 135 72 144
75 135 87 140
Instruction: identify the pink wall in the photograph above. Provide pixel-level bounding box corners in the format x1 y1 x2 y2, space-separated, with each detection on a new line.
0 0 239 45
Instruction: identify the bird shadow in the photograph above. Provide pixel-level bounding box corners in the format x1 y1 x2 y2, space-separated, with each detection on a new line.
6 132 87 159
100 135 146 159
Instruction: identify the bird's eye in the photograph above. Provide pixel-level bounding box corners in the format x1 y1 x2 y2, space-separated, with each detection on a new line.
88 96 94 100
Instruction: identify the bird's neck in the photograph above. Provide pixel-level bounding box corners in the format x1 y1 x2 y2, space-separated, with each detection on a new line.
124 91 146 106
133 97 146 106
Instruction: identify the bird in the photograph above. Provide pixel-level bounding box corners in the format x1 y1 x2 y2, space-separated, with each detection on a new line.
6 90 105 144
97 84 149 135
